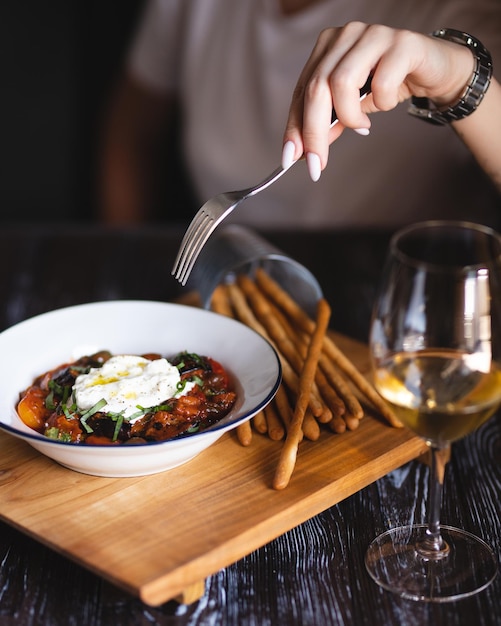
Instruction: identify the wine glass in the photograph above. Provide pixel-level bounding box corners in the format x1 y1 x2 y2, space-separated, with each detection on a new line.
366 220 501 602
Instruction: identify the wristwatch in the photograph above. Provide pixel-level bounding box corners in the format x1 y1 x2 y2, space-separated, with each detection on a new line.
408 28 493 126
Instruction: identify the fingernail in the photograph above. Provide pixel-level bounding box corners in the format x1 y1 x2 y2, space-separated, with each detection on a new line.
354 128 370 136
306 152 322 182
281 140 296 170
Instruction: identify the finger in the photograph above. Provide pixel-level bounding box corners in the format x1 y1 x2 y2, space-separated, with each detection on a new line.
282 27 346 164
297 23 375 167
302 24 421 161
319 25 399 127
367 30 430 109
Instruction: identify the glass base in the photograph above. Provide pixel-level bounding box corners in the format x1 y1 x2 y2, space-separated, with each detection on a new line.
365 524 498 603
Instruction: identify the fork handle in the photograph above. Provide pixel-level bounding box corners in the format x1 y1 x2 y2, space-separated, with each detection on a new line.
331 75 373 126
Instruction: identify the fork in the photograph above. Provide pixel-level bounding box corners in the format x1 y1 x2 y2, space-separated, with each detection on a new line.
172 78 372 286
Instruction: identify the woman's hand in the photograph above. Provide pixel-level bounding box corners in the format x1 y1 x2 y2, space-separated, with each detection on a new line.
282 22 474 181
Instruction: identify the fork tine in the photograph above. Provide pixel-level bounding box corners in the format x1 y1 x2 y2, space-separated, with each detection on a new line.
172 211 212 279
177 194 245 283
173 193 248 284
177 217 217 285
173 213 214 283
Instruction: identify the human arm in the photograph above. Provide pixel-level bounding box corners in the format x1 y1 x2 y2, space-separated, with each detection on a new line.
282 22 501 190
452 78 501 191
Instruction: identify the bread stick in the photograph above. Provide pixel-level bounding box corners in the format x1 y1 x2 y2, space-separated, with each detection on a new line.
273 298 331 490
236 420 253 446
328 414 347 434
224 283 297 430
322 339 402 428
210 284 234 317
302 408 321 441
343 413 361 431
314 367 346 421
228 281 323 421
264 402 285 441
289 326 347 422
255 268 402 428
236 275 327 419
264 296 342 422
274 386 300 439
252 410 268 434
255 267 312 333
318 352 364 420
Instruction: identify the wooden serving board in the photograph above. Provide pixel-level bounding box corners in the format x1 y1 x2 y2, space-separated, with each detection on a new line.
0 332 427 607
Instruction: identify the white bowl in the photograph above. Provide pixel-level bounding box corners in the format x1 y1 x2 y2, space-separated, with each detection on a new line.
0 300 281 477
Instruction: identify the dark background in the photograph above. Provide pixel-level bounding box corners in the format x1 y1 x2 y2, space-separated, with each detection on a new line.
2 3 500 230
0 1 148 224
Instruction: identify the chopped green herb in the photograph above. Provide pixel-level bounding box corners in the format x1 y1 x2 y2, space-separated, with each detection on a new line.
79 398 108 434
186 352 204 365
45 378 74 410
111 414 124 442
70 365 91 374
127 403 174 421
62 404 77 420
45 388 56 411
44 427 72 443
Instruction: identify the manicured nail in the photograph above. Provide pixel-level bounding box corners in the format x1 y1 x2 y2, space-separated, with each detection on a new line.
354 127 370 136
306 152 322 182
281 140 296 170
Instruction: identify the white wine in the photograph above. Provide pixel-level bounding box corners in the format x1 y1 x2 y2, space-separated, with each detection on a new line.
375 350 501 444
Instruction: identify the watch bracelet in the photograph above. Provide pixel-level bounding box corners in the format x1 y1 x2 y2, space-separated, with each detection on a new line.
408 28 493 126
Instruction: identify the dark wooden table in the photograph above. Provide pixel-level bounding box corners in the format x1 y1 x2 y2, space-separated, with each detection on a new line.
0 224 500 626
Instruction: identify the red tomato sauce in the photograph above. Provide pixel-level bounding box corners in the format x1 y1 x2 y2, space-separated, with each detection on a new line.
17 351 237 445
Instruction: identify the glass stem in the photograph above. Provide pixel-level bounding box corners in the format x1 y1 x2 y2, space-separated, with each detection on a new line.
417 444 451 559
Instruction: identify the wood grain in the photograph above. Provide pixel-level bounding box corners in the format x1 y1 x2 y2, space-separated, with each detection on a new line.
0 228 500 625
0 332 426 606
